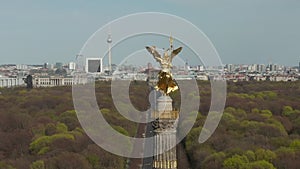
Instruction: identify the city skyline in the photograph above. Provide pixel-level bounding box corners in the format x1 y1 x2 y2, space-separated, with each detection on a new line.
1 1 300 66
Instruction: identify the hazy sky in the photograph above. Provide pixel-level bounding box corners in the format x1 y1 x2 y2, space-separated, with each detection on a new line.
1 0 300 66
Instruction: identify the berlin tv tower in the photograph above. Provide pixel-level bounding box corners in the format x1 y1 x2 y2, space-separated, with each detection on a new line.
107 33 112 72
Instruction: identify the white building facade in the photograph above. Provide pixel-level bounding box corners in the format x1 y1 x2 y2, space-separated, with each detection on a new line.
0 77 25 88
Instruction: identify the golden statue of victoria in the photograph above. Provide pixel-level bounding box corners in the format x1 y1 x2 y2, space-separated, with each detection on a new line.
146 36 182 95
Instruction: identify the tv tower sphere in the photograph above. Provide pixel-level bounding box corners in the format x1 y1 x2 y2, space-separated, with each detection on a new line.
107 34 112 43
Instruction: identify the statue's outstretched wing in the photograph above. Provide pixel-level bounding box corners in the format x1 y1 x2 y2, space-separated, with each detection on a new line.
171 47 182 59
146 46 162 62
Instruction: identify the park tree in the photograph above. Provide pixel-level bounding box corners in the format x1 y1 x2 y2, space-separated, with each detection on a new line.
223 154 249 169
201 152 226 169
30 160 45 169
249 160 276 169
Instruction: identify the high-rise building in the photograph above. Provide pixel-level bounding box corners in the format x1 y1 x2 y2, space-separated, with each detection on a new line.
257 64 266 73
269 64 278 72
43 63 49 69
225 64 234 72
85 58 103 73
69 62 76 70
55 62 63 69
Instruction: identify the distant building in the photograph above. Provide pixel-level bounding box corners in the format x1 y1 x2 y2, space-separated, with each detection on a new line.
85 58 103 73
226 64 234 72
197 65 205 72
43 63 54 69
195 75 208 80
16 64 28 70
69 62 76 70
269 64 278 72
33 76 82 87
55 62 63 69
0 77 25 88
43 63 49 69
257 64 265 73
268 75 298 82
248 64 256 72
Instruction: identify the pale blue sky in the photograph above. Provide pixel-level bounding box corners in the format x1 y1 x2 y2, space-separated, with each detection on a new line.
1 0 300 66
